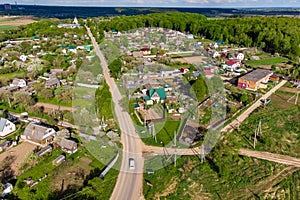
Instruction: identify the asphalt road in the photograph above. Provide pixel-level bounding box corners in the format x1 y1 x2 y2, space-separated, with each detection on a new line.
86 26 145 200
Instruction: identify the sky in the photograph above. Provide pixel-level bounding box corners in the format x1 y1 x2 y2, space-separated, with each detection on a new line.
3 0 300 8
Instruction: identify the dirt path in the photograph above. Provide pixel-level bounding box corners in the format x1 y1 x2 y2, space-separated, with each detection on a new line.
35 102 74 112
239 148 300 167
279 87 299 94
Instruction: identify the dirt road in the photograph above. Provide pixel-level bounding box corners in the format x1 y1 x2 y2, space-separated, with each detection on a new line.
35 102 74 112
239 148 300 167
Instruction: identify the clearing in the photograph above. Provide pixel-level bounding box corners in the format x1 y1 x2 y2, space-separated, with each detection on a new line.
0 142 37 176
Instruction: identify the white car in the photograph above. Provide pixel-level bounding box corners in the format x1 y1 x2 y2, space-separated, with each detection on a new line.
129 158 135 170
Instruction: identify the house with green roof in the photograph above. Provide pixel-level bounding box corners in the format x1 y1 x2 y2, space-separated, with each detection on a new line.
144 88 166 105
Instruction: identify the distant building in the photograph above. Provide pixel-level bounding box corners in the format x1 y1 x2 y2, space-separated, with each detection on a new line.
238 69 273 91
10 78 26 88
21 123 56 146
0 118 16 138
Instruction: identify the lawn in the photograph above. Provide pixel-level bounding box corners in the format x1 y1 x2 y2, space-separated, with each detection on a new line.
138 120 181 147
0 70 26 79
0 25 17 31
247 57 288 67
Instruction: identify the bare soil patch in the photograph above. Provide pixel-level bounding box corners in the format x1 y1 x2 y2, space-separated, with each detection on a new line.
35 102 74 112
176 56 204 64
50 157 92 192
0 142 37 176
0 16 36 26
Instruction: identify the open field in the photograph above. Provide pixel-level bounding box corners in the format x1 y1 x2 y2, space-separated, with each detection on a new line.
176 56 204 64
0 16 36 27
143 86 300 199
227 90 300 158
0 25 17 30
144 154 300 199
247 57 288 67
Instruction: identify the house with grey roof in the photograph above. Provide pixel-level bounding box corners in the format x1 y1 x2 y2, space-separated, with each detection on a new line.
238 69 273 91
21 123 56 146
45 77 61 88
0 118 16 138
59 138 78 154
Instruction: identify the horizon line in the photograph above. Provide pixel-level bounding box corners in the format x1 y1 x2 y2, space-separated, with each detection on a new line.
1 4 300 9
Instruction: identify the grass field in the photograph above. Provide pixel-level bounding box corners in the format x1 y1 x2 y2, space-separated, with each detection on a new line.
138 120 181 146
247 57 288 67
0 25 18 31
228 91 300 157
144 153 299 199
143 90 300 199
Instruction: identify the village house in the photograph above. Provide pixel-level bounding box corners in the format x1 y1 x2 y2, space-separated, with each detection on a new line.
21 123 56 146
212 51 221 58
226 59 241 69
19 55 27 62
235 53 245 61
0 118 16 138
144 88 166 105
45 77 61 88
59 138 78 154
10 78 26 88
141 47 151 56
238 69 273 91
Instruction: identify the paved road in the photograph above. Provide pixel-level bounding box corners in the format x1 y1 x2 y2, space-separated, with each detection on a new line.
221 80 287 132
86 26 145 200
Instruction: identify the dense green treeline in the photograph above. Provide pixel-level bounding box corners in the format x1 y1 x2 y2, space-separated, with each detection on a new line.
89 13 300 59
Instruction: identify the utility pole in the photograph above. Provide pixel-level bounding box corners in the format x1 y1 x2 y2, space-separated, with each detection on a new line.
254 128 257 149
174 131 177 167
287 91 299 105
254 120 261 149
201 144 205 163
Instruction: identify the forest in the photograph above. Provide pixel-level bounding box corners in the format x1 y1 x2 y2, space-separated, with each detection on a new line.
88 12 300 60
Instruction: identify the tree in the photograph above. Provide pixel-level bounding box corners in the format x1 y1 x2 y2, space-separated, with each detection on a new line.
191 76 208 102
39 88 54 100
12 92 35 108
240 93 250 105
108 59 122 78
